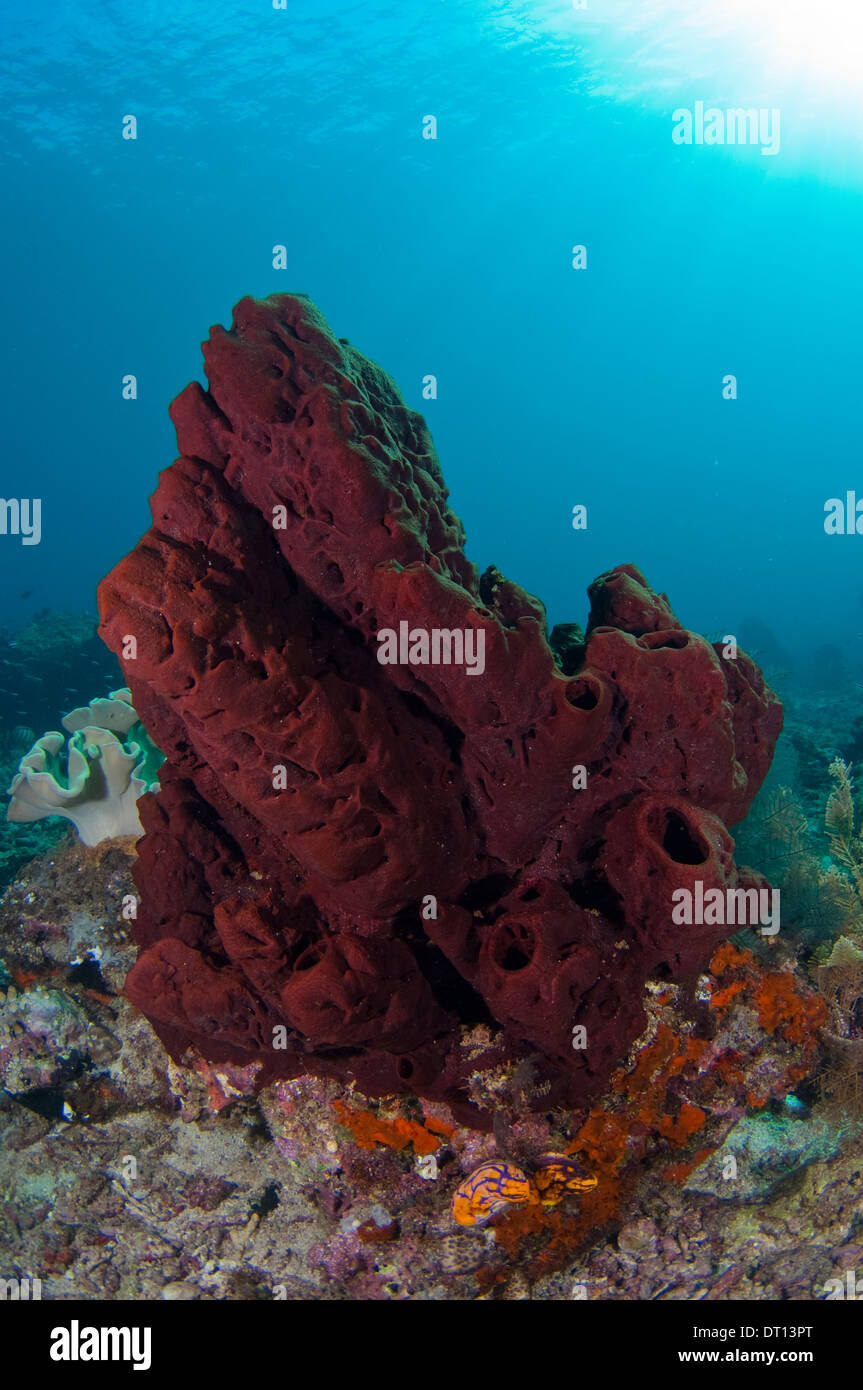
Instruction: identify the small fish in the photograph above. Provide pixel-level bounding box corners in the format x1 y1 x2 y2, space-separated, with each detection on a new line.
19 589 33 600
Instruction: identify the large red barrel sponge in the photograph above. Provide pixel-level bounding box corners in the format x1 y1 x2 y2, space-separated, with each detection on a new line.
97 293 783 1115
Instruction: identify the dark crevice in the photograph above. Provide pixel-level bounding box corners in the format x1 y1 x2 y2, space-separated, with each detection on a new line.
458 873 515 913
67 956 112 995
397 689 466 765
661 809 707 865
396 911 495 1026
566 677 600 710
7 1088 74 1122
250 1182 281 1220
568 871 627 927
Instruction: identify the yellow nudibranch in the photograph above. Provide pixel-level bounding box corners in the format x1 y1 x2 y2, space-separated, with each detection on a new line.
452 1154 598 1227
531 1153 599 1207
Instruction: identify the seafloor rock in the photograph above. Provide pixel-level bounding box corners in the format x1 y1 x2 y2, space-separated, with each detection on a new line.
0 832 140 995
97 292 782 1112
683 1111 839 1202
0 835 174 1121
0 986 90 1095
553 1147 863 1302
0 842 851 1302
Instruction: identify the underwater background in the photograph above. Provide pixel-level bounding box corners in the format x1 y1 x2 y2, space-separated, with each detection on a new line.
2 0 863 667
2 0 863 1308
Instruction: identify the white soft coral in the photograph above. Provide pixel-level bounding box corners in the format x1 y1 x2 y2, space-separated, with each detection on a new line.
6 688 160 847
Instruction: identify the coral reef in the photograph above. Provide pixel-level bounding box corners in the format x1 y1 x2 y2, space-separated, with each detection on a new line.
6 689 163 847
458 939 832 1282
95 292 782 1114
0 837 850 1300
720 725 863 1137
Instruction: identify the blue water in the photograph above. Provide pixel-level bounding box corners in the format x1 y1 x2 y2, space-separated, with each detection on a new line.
2 0 862 685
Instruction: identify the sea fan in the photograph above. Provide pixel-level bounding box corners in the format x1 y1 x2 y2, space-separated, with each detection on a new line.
825 759 863 913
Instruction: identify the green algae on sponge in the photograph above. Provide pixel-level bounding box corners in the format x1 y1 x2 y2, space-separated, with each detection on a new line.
5 688 163 847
